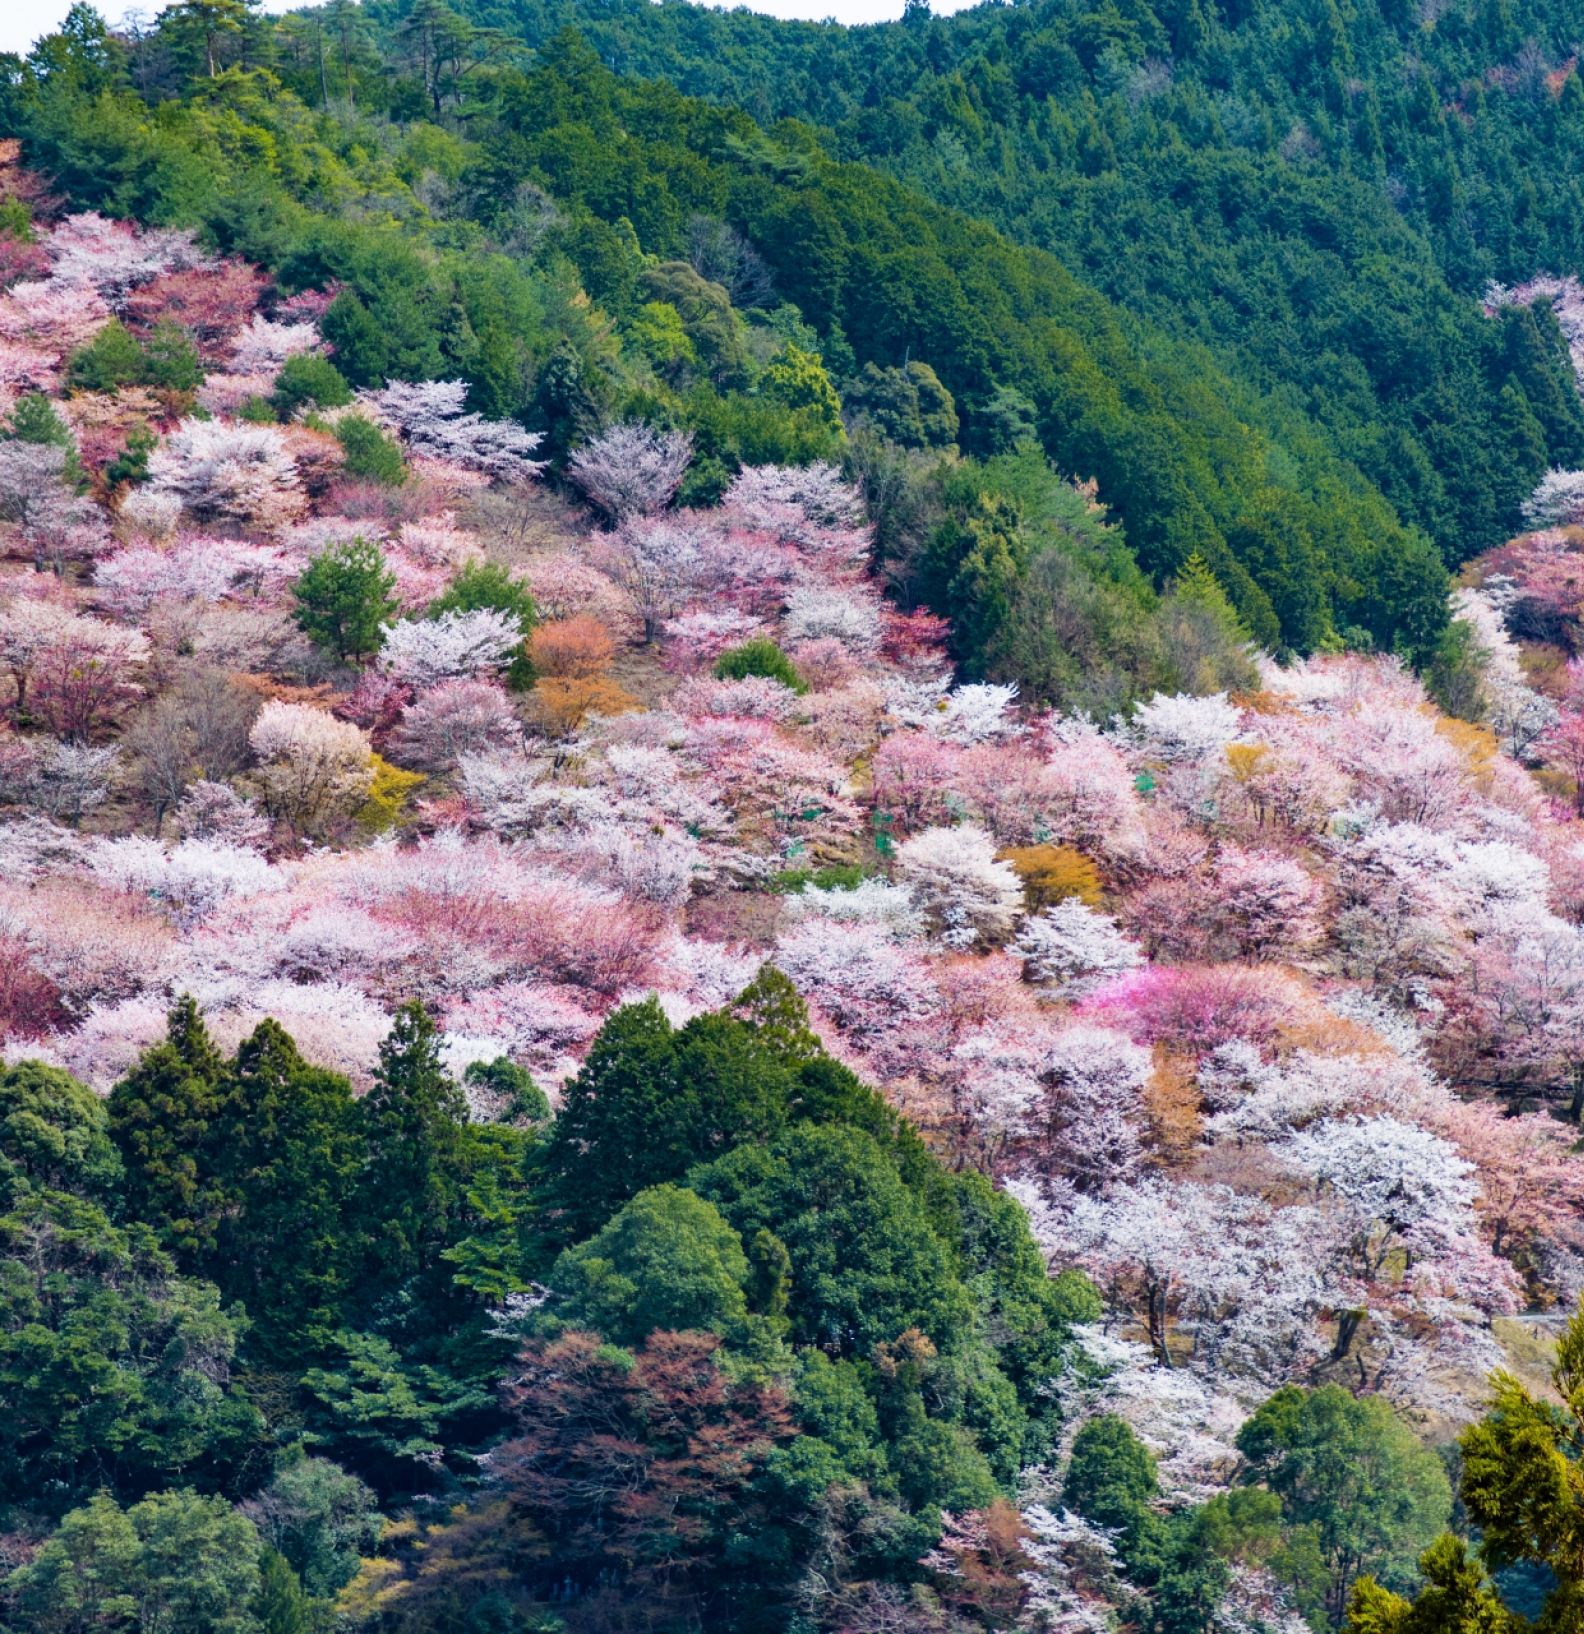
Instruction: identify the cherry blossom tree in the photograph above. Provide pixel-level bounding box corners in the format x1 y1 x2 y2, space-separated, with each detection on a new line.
361 380 546 480
889 679 1027 745
1027 1024 1151 1192
46 212 212 304
672 675 801 722
783 877 925 940
23 613 149 740
147 420 307 532
92 835 282 925
1277 1116 1519 1311
93 538 296 616
895 822 1023 948
1523 468 1584 529
723 462 864 528
1538 709 1584 812
0 279 112 353
1015 900 1143 995
247 701 373 832
781 587 881 652
123 261 267 358
594 516 705 642
390 678 521 771
1130 691 1243 763
566 421 693 518
0 441 107 572
1212 844 1324 958
661 610 766 671
175 780 271 849
380 609 524 691
773 918 941 1042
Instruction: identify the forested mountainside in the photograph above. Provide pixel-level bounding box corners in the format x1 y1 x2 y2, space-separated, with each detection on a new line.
454 0 1584 574
3 2 1584 1632
1 0 1480 665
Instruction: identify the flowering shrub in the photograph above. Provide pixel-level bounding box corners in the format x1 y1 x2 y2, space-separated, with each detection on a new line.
672 675 801 721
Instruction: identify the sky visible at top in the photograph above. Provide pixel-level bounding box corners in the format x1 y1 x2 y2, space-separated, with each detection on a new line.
1 0 976 59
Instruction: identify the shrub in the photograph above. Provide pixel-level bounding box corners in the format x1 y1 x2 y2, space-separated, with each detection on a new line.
354 754 426 831
714 636 807 694
272 353 352 419
65 318 202 394
427 560 537 632
140 320 202 392
65 318 145 391
527 676 639 734
334 414 406 485
1000 843 1103 910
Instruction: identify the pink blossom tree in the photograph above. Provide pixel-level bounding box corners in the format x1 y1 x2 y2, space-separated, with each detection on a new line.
390 678 521 771
567 422 694 518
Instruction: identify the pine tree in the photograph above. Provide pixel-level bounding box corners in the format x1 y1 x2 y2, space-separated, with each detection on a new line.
106 995 231 1261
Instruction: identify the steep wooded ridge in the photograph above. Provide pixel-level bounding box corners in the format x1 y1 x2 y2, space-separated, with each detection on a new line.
459 0 1584 573
2 3 1584 1634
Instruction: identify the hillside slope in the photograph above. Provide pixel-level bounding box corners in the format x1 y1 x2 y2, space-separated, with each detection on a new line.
452 0 1584 567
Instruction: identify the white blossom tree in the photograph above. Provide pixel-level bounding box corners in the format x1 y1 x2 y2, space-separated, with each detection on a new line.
895 822 1023 947
783 877 925 940
147 420 306 532
1033 1025 1152 1193
888 680 1027 745
723 462 864 528
566 422 694 518
380 609 524 691
175 780 272 849
1130 691 1243 762
390 678 521 771
247 701 373 832
595 516 705 642
362 380 547 480
1014 899 1143 994
1523 468 1584 529
782 587 881 652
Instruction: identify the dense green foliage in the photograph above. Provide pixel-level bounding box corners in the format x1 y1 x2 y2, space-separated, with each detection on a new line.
1237 1383 1452 1625
0 970 1109 1630
715 635 809 693
1346 1300 1584 1634
291 535 401 662
271 352 353 418
479 0 1584 573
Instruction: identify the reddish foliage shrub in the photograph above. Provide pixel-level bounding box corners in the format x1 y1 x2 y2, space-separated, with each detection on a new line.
0 233 50 291
1081 963 1295 1051
123 261 269 355
0 936 71 1037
